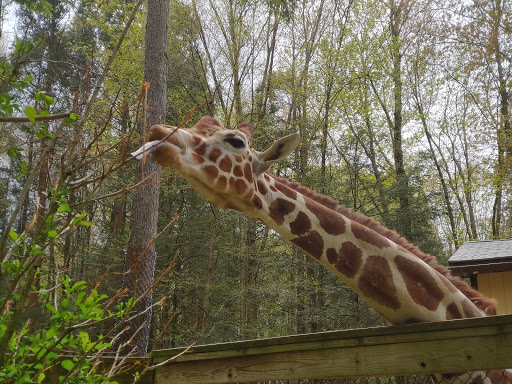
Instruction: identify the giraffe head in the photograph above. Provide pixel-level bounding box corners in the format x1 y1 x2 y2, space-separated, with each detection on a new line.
131 116 300 212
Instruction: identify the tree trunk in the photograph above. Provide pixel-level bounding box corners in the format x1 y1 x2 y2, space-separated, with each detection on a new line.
489 0 511 238
492 61 510 239
201 208 218 334
121 0 169 355
390 0 412 241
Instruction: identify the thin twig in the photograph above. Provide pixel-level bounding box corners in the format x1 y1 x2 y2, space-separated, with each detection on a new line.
148 342 197 371
0 112 73 122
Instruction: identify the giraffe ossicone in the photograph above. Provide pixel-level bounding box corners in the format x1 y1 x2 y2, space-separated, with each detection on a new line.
132 116 509 383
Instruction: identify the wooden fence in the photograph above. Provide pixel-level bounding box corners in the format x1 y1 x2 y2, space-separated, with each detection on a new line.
108 313 511 384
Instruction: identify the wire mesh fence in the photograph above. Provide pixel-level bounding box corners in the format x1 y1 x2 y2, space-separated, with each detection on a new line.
241 370 512 384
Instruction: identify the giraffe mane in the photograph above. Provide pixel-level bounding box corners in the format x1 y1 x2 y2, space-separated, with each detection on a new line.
272 176 497 316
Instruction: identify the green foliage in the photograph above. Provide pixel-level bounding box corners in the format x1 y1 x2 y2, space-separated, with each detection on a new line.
0 273 123 384
0 171 135 382
0 3 146 379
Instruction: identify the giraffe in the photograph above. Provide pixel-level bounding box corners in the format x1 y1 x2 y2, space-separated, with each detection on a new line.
131 116 510 384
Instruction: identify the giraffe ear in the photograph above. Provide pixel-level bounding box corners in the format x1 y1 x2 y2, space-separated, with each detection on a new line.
255 132 300 174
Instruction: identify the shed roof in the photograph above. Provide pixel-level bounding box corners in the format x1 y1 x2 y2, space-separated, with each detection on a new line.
449 239 512 265
448 239 512 276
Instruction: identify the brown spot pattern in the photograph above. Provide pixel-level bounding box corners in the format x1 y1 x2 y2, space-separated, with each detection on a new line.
468 374 485 384
234 155 243 162
337 242 363 278
395 255 444 311
488 369 512 384
291 231 324 260
234 179 247 195
275 181 298 200
290 212 312 235
219 156 232 173
326 248 338 265
192 153 204 164
257 180 268 195
446 302 462 320
351 222 390 249
195 143 207 156
233 166 244 177
326 242 363 278
209 148 222 163
192 135 202 146
358 256 400 310
229 177 236 193
270 185 277 192
461 297 482 318
202 165 218 182
217 175 227 190
244 162 253 183
253 195 263 209
264 174 271 181
305 199 346 235
269 198 296 225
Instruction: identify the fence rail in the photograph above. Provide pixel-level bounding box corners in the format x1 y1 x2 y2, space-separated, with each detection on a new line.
141 314 512 384
44 314 510 384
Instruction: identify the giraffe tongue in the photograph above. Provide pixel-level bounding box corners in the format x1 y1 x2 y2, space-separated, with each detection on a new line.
130 140 161 160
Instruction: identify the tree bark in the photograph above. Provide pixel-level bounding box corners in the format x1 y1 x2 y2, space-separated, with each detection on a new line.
390 0 412 241
121 0 169 355
492 45 510 238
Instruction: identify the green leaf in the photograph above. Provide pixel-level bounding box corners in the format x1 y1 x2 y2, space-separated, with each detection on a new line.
78 220 92 227
31 244 43 255
79 331 90 347
46 303 57 313
25 106 37 123
61 359 74 371
72 213 87 225
47 230 58 238
36 347 47 359
38 373 45 383
45 327 58 340
76 291 86 304
7 146 23 157
35 131 45 139
8 230 17 242
38 128 55 140
70 281 87 292
57 204 71 213
0 324 6 338
44 95 55 107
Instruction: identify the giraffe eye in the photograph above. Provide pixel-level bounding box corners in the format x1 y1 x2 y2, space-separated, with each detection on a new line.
224 137 246 149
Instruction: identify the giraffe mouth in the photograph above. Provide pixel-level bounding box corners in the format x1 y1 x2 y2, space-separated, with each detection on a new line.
131 125 186 161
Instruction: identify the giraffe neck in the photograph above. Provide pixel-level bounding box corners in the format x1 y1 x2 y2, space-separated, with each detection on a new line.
250 174 485 324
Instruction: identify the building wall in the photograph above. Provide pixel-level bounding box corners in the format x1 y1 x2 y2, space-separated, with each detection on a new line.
477 271 512 315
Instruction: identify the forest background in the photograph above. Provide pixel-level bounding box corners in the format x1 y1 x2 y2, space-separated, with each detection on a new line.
0 0 511 380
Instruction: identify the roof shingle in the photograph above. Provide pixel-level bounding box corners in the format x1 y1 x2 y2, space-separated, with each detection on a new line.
449 239 512 265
